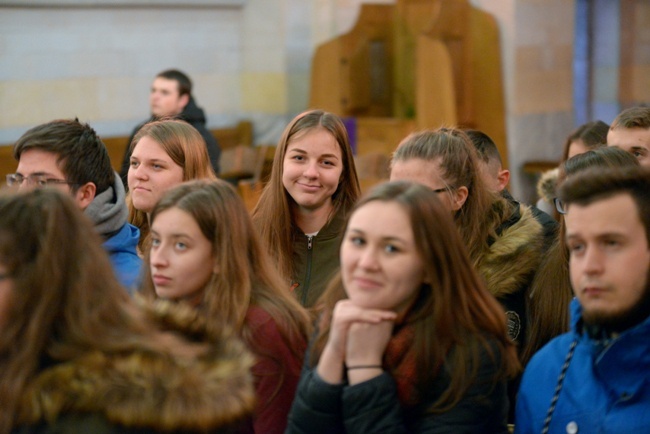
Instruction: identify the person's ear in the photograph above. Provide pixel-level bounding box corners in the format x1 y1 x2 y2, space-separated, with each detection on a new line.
497 169 510 192
74 182 96 210
179 93 190 109
451 186 469 211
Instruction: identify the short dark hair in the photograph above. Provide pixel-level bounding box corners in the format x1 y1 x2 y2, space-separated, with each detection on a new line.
156 69 192 97
610 106 650 130
13 119 114 194
465 129 502 165
559 166 650 245
561 146 639 180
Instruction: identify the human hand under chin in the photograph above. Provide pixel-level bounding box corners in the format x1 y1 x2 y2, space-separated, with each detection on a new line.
345 318 394 385
317 299 396 384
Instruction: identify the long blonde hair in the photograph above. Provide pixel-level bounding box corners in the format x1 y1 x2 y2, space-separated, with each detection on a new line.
251 110 361 281
126 118 217 250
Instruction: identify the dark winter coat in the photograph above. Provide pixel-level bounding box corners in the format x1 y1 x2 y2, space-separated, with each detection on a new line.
286 334 509 434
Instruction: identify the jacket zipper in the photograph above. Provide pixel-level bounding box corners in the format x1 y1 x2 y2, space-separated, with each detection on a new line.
301 235 314 306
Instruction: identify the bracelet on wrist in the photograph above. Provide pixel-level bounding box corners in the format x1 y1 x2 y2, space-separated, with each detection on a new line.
346 364 382 370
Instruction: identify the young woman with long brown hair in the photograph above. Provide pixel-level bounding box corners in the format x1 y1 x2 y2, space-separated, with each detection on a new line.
390 127 548 346
126 118 217 251
252 110 361 307
140 179 312 434
536 120 609 217
389 128 550 421
286 181 519 433
0 188 254 433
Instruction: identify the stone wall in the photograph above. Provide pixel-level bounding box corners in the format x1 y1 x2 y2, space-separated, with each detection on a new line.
1 0 648 199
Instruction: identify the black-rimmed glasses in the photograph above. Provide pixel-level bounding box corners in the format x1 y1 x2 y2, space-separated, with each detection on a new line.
6 174 75 188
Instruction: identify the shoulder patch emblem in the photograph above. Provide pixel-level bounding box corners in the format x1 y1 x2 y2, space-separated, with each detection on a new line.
505 310 521 341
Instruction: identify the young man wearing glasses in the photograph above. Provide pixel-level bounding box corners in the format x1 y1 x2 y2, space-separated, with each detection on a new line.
8 119 141 292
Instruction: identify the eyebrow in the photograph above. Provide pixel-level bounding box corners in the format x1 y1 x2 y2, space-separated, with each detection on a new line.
566 231 627 241
287 148 340 160
131 156 170 164
348 228 407 244
17 171 58 177
151 230 193 239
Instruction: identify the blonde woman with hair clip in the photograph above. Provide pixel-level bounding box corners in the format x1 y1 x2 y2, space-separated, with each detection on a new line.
126 118 217 252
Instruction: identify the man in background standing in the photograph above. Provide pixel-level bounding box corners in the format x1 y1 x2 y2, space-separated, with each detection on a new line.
119 69 221 185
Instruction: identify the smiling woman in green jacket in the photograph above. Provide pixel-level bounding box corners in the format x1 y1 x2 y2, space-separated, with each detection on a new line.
252 110 361 308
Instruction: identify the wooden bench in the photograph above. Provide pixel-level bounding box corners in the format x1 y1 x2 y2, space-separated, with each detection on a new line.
1 119 257 188
102 120 255 173
0 146 16 186
1 120 275 212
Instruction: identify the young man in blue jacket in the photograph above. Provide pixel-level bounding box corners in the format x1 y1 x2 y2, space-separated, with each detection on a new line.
8 119 142 292
515 166 650 433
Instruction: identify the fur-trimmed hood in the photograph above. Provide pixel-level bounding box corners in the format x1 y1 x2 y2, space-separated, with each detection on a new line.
16 300 255 432
477 204 545 299
536 167 559 204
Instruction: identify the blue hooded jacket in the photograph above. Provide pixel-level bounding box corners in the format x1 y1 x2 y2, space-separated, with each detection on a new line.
103 223 141 292
515 298 650 433
85 173 142 293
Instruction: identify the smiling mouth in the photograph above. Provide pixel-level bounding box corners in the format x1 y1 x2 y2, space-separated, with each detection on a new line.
353 277 382 289
298 183 320 191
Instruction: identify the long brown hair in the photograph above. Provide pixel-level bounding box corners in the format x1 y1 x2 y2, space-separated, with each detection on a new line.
126 118 217 250
0 188 235 433
560 120 609 162
141 179 311 358
391 127 511 267
251 110 361 281
311 181 519 412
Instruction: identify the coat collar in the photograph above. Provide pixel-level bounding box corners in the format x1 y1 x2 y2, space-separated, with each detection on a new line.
478 204 545 298
17 300 255 431
569 298 650 397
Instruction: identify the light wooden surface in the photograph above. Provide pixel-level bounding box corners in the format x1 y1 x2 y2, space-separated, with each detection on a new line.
0 120 256 190
310 0 508 169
